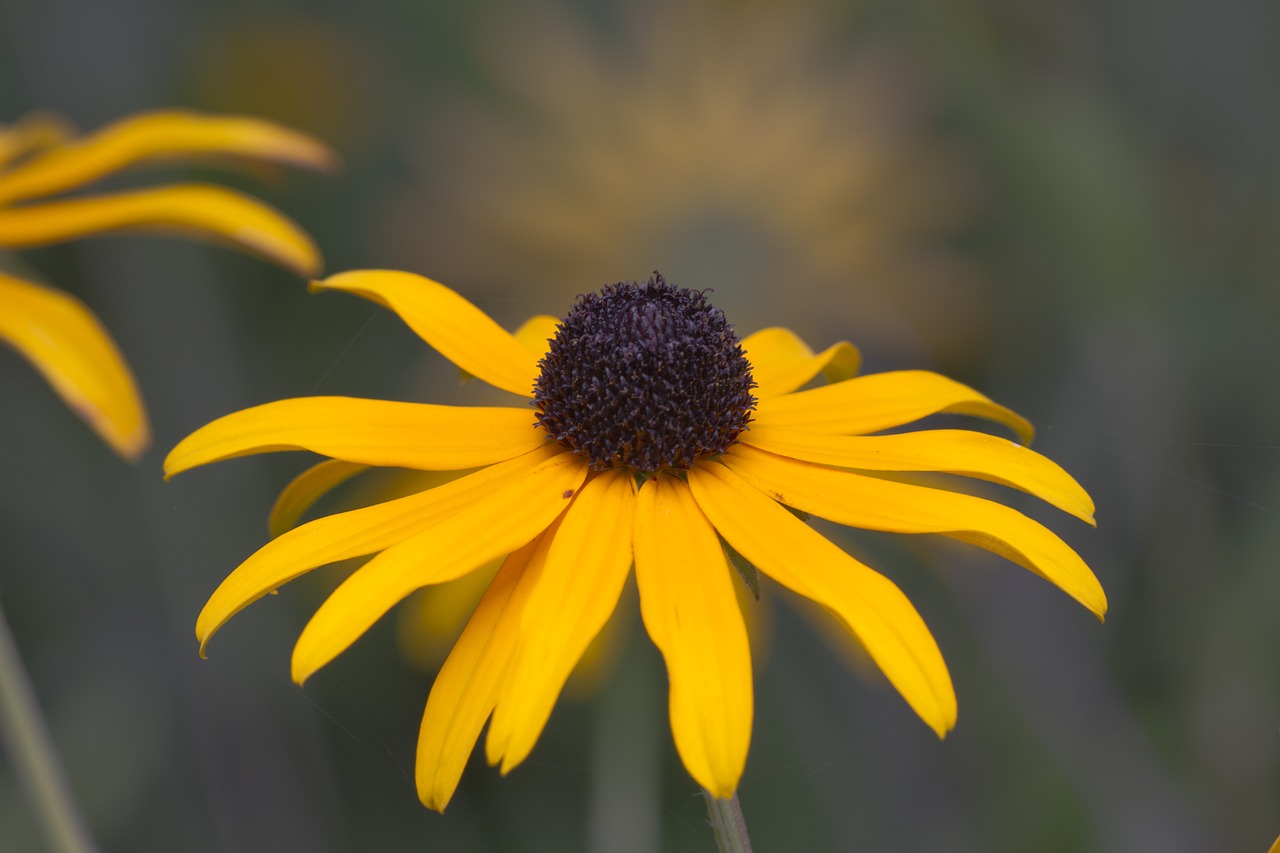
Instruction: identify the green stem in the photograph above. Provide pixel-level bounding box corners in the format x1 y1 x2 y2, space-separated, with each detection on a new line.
703 789 752 853
0 601 96 853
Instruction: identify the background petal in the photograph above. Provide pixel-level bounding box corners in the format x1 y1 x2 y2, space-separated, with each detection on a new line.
512 314 561 354
0 110 335 205
0 111 73 170
741 326 861 398
0 270 147 459
267 459 369 538
0 184 322 275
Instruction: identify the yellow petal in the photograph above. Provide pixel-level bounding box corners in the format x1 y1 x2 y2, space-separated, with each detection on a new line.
634 474 752 798
0 184 322 275
742 427 1095 523
194 444 572 653
687 462 957 737
752 370 1034 444
512 314 560 354
166 398 543 477
0 111 73 170
416 528 554 811
0 110 335 205
268 459 369 538
455 314 559 384
723 444 1106 619
562 584 630 699
485 468 635 773
290 450 587 682
741 327 861 398
0 271 148 459
311 271 541 397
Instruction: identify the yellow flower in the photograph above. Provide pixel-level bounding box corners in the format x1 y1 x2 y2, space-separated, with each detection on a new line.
0 109 335 459
166 270 1105 810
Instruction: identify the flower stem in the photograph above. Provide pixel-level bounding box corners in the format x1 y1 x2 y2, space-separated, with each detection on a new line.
0 600 96 853
702 789 752 853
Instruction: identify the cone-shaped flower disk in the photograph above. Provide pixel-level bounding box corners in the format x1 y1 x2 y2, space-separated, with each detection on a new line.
0 110 334 459
167 270 1105 810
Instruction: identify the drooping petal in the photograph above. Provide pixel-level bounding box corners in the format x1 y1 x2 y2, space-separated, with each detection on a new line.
752 370 1034 444
415 527 555 811
166 398 542 477
311 271 541 396
268 459 369 538
0 110 335 206
485 468 636 773
742 427 1095 523
0 184 322 275
455 314 559 384
633 474 752 798
722 444 1106 619
0 271 148 459
194 444 575 653
741 327 861 398
512 314 561 354
290 450 587 683
0 111 73 170
687 462 957 737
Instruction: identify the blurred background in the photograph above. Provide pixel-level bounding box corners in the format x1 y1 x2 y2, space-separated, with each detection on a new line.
1 0 1278 850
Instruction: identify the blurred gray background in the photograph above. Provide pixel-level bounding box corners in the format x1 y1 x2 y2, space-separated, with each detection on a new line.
1 0 1278 850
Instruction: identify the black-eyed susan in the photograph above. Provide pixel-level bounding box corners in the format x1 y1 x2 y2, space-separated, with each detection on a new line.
0 109 334 459
166 270 1105 810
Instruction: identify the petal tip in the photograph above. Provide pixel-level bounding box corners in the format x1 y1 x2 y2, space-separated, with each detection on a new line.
290 651 316 686
113 429 150 463
1082 587 1108 622
302 144 342 175
161 446 189 480
419 793 448 814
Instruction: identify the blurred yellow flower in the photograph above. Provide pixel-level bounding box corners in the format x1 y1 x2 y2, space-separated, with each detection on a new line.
380 0 983 359
0 109 334 459
167 269 1104 810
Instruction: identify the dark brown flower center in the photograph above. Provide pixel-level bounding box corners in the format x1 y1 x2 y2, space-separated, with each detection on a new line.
533 272 757 474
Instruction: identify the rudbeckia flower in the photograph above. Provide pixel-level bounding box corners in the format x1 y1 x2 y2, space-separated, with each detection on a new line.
166 270 1106 810
0 109 334 459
